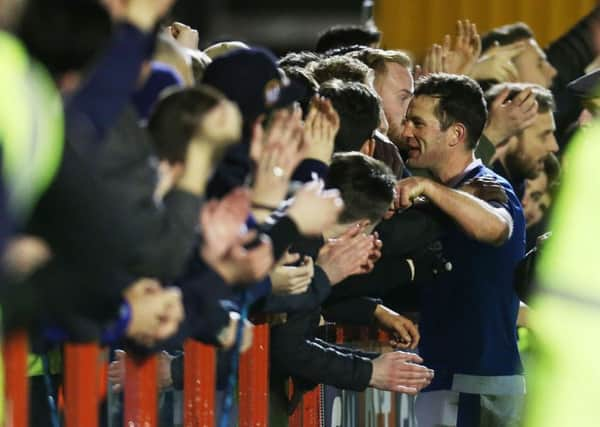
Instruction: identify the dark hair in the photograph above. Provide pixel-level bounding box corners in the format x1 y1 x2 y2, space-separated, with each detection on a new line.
309 55 371 84
316 25 381 54
414 73 487 149
481 22 534 52
278 51 321 68
17 0 112 77
148 86 225 163
281 66 319 115
485 82 556 114
326 152 396 224
319 80 381 152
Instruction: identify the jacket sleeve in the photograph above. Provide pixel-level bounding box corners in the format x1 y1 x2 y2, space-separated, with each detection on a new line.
270 310 374 392
321 297 379 325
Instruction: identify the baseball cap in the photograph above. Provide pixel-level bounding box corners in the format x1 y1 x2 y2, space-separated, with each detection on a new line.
201 47 305 121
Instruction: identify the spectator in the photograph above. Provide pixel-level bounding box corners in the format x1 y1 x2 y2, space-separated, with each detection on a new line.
485 83 559 199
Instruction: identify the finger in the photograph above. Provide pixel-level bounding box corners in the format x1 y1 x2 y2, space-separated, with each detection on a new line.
443 34 451 54
395 385 418 395
282 251 301 265
492 87 511 108
472 32 482 58
391 351 424 364
520 98 538 116
502 62 520 82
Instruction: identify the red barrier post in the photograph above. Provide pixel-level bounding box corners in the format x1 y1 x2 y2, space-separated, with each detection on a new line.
184 340 216 427
3 330 29 427
123 353 158 427
238 323 269 427
64 343 100 427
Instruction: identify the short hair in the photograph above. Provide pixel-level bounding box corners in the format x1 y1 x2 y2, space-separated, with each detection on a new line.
414 73 488 149
148 85 225 163
17 0 111 77
308 56 371 84
281 66 319 115
322 44 371 57
278 51 321 68
319 80 381 152
316 25 381 54
348 47 412 74
481 22 535 52
485 83 556 113
325 152 396 224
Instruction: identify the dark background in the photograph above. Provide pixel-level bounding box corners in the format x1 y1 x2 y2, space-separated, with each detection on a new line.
171 0 365 55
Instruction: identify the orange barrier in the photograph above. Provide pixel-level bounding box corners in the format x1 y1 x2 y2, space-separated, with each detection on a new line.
63 343 100 427
123 353 158 427
3 330 29 427
184 340 216 427
238 323 269 427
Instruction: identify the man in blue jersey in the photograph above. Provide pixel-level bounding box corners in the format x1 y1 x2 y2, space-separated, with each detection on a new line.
396 73 526 427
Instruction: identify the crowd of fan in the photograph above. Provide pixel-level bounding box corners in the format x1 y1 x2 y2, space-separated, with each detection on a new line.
1 0 600 426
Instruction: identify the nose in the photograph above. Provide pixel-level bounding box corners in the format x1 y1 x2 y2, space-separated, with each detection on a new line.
547 134 559 153
545 61 558 85
401 120 414 139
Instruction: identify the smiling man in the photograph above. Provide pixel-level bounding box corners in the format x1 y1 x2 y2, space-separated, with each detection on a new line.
396 73 526 427
486 83 559 200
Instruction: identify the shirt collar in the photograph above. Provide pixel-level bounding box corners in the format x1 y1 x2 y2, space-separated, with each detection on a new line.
446 158 483 189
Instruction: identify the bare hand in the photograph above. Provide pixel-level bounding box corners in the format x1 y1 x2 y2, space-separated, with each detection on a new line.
200 188 250 262
286 180 344 236
168 22 199 49
217 312 254 352
470 41 526 82
270 253 315 295
441 20 481 76
395 177 429 209
207 231 274 285
374 305 420 350
316 223 375 285
303 96 340 164
484 87 539 145
124 279 184 347
369 351 434 393
459 176 508 204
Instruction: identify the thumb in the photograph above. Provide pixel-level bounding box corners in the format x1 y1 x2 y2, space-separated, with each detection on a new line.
281 251 301 265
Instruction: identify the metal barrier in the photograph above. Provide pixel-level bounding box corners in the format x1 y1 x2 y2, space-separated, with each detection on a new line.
3 330 29 427
2 323 416 427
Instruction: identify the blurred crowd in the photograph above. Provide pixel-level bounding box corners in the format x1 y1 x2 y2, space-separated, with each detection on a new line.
1 0 600 426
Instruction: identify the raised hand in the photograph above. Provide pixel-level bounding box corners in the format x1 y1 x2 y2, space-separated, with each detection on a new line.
316 223 375 285
484 87 539 146
441 19 481 76
303 96 340 165
270 252 315 295
123 278 184 347
168 22 200 50
200 188 250 262
470 41 527 82
286 180 344 236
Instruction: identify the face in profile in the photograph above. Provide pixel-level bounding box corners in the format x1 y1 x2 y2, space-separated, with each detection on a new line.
513 39 557 89
374 62 413 147
521 172 551 228
509 111 558 180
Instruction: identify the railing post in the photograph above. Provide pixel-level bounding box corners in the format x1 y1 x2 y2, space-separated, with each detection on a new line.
300 386 322 427
184 340 216 427
3 330 29 427
123 353 158 427
238 322 269 427
64 343 100 427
